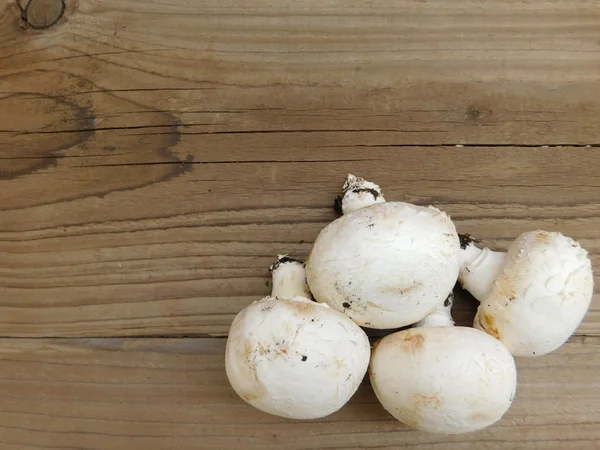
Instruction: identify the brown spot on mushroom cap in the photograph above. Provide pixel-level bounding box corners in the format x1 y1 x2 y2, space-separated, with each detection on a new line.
395 331 425 354
257 343 269 356
380 282 423 297
333 357 346 376
534 230 554 244
237 343 268 403
480 313 502 340
493 276 517 304
286 299 318 318
244 342 253 359
413 393 441 409
240 392 261 402
293 301 314 311
252 340 290 360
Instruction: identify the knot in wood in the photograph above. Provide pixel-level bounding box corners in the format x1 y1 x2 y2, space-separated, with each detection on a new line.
19 0 65 30
466 106 492 122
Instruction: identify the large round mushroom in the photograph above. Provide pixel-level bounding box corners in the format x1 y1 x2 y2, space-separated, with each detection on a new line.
306 174 460 329
369 295 517 434
460 230 593 356
225 256 371 419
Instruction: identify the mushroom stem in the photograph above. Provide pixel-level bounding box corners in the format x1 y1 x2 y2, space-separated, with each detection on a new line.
335 173 386 215
459 238 507 302
414 293 455 328
269 255 312 300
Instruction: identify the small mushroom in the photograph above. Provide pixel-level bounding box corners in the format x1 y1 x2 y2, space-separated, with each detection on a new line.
306 174 460 329
459 230 593 356
369 294 517 434
225 256 371 419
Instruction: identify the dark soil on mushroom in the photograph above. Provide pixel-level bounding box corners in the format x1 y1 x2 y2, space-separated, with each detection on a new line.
269 256 304 272
459 233 479 249
334 196 344 215
350 186 380 200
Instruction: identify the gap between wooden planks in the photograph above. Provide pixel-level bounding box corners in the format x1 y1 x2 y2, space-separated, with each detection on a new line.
0 336 598 450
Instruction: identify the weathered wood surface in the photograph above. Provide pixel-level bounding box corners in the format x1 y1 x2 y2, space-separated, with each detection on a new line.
1 337 599 450
1 0 600 447
2 0 600 337
2 145 599 337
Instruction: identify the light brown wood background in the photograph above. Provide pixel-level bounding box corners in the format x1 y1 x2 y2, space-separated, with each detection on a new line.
1 0 600 448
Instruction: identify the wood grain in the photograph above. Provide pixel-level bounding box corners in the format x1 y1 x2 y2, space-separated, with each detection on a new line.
1 0 600 338
0 337 598 450
1 147 599 337
3 0 600 146
2 1 600 447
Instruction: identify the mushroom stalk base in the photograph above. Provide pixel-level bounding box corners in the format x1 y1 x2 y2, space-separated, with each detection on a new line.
414 293 455 328
459 244 507 302
270 258 311 300
338 174 386 215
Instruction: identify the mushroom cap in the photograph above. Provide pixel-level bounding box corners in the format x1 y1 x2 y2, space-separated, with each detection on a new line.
369 327 517 434
306 202 460 328
475 230 593 357
225 296 371 419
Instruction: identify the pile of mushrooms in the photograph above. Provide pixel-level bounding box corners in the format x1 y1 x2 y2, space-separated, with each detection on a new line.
225 174 593 434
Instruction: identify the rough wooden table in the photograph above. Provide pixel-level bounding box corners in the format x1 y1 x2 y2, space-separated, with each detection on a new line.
1 0 600 448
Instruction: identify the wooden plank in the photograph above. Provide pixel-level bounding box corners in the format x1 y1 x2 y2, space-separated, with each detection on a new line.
1 148 599 336
1 0 600 146
2 0 600 337
0 337 598 449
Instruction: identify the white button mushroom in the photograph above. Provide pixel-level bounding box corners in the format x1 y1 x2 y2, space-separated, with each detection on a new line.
370 294 517 434
459 230 594 357
225 256 371 419
306 174 461 329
